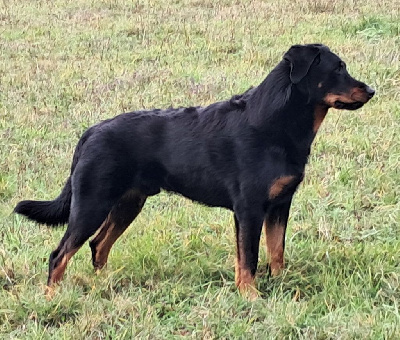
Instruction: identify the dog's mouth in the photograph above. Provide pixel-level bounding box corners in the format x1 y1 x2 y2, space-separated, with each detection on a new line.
333 100 364 110
326 86 374 111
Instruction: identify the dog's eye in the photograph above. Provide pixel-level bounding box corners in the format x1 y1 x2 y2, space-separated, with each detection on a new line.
337 61 346 72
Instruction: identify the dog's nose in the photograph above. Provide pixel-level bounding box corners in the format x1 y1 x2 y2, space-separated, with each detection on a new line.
365 86 375 99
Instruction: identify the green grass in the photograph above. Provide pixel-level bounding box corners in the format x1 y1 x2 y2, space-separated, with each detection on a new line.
1 0 399 338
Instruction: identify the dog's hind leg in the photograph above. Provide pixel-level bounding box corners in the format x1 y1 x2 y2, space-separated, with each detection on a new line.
46 231 80 287
46 193 120 289
89 189 147 271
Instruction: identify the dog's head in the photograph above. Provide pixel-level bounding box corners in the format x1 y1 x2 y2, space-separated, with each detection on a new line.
284 44 375 110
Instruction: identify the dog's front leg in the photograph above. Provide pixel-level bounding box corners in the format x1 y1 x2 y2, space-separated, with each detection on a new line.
264 199 292 277
233 210 263 300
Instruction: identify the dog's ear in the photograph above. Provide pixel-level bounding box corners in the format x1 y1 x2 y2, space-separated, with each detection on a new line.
284 45 321 84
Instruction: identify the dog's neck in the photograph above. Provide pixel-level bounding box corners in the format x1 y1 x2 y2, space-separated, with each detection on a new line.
284 94 329 151
247 61 329 150
248 60 293 123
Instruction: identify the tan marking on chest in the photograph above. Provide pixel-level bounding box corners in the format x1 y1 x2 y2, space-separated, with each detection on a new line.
313 106 328 133
269 175 296 200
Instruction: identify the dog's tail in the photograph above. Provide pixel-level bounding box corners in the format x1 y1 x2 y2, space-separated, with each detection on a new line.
14 123 98 227
14 177 72 226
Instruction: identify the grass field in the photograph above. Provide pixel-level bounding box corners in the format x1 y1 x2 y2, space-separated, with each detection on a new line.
1 0 399 338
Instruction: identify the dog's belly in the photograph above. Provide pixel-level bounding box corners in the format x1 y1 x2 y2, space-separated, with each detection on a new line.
161 175 233 209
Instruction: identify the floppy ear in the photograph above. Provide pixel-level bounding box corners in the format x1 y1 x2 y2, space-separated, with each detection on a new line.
284 45 321 84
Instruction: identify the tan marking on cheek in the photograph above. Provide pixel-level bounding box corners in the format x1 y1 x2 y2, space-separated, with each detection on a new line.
323 93 354 106
318 82 323 88
265 222 285 277
313 105 328 133
269 175 296 200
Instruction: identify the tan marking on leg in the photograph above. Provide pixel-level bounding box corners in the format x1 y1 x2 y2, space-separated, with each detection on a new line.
91 189 147 271
313 105 328 133
91 214 111 240
93 222 116 270
49 248 78 284
269 176 295 200
90 213 115 270
46 247 79 299
234 256 240 287
264 221 285 276
238 271 258 300
45 285 56 300
235 238 258 301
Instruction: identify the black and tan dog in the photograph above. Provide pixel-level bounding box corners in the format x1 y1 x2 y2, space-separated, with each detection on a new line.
15 44 374 298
